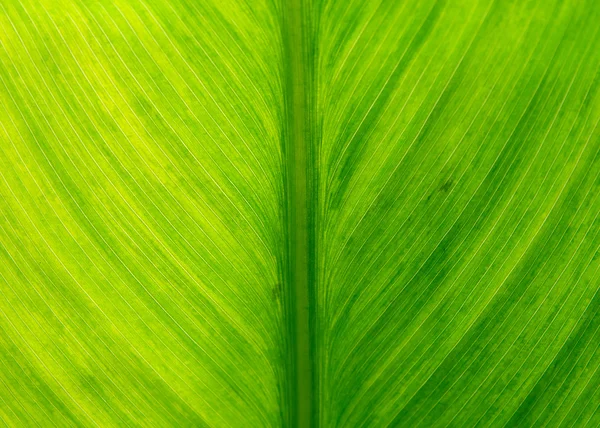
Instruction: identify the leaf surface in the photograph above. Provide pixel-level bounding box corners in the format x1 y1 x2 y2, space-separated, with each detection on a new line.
1 0 600 426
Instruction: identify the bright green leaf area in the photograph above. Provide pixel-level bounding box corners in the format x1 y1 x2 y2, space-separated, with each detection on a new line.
1 0 600 426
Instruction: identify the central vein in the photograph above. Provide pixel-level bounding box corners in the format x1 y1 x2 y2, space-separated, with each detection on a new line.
282 0 314 425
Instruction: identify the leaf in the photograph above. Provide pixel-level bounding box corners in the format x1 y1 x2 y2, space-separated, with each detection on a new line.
0 0 599 426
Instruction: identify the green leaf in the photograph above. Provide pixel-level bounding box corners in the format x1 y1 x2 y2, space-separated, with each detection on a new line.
1 0 599 426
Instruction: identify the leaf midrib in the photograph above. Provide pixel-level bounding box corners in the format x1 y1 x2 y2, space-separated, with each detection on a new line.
282 0 314 425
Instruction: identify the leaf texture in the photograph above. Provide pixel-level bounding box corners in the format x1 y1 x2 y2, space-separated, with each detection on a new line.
0 0 287 425
1 0 600 426
313 0 600 425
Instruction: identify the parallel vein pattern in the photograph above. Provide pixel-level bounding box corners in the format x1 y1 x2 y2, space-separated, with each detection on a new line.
314 0 600 426
2 0 600 426
0 0 288 426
